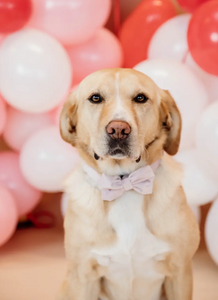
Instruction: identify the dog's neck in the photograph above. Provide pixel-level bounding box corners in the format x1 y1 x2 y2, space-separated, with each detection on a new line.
77 146 163 177
81 157 161 179
96 158 149 176
81 158 161 202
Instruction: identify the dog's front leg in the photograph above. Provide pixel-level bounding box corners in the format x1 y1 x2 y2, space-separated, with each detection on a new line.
164 260 193 300
56 268 101 300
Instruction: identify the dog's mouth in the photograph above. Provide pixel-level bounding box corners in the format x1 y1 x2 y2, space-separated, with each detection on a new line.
93 138 130 161
108 147 127 159
94 135 142 162
107 137 130 159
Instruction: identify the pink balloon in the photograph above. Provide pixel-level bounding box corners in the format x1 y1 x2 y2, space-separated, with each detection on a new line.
0 185 18 247
29 0 111 45
3 106 54 151
67 28 123 84
52 102 65 126
0 95 7 136
0 34 4 44
51 85 78 125
0 152 42 217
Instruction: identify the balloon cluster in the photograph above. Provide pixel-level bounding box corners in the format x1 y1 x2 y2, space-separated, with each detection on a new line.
123 0 218 266
0 0 123 246
0 0 218 267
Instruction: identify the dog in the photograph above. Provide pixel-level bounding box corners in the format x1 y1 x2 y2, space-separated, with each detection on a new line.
58 68 200 300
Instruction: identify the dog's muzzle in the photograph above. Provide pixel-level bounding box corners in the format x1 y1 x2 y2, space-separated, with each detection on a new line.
106 120 131 157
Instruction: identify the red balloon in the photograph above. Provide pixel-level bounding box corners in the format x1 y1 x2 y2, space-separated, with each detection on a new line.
120 0 177 68
0 0 32 33
188 1 218 76
177 0 211 12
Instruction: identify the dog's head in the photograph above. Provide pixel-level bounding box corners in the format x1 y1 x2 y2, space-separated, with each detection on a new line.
60 69 181 175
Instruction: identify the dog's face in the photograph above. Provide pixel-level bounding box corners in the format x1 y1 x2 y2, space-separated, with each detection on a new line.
60 69 181 174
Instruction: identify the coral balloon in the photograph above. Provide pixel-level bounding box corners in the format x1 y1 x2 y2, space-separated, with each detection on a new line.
0 0 32 34
29 0 111 45
175 149 218 205
134 59 209 150
148 14 191 62
177 0 211 13
0 152 42 217
0 185 18 247
186 53 218 102
120 0 176 68
3 107 54 151
0 29 72 113
20 126 80 192
188 1 218 76
205 198 218 265
118 0 143 21
0 96 7 136
195 102 218 182
67 28 123 85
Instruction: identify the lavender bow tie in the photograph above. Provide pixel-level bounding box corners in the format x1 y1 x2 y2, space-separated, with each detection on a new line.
100 162 160 201
82 160 160 201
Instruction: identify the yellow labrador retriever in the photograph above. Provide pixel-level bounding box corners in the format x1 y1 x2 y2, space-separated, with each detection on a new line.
58 68 200 300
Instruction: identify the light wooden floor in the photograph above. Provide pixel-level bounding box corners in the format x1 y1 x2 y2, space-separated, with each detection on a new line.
0 220 218 300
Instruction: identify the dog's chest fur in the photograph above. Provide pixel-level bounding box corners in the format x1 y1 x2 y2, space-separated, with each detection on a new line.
91 190 170 300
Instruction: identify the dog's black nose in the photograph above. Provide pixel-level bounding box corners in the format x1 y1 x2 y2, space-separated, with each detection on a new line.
106 120 131 139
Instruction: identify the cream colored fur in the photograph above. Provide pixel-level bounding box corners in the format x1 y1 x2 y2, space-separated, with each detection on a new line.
57 69 200 300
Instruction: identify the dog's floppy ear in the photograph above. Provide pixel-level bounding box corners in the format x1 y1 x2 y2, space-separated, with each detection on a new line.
159 89 182 155
60 90 78 147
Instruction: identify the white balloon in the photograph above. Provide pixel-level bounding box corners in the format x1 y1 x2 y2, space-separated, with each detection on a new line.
189 205 201 224
195 102 218 182
175 149 218 206
186 53 218 102
20 126 79 192
60 192 69 217
205 199 218 266
0 29 72 113
148 14 191 62
134 59 209 150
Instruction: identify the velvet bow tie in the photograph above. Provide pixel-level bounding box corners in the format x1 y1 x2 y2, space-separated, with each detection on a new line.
81 159 160 201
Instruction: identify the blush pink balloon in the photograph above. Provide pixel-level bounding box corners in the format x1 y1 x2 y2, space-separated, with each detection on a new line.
0 34 4 44
67 28 123 84
51 85 78 125
0 95 7 136
52 101 67 126
3 107 54 151
29 0 112 45
0 185 18 247
0 152 42 217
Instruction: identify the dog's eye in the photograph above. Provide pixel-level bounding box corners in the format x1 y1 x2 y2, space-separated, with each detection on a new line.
133 94 149 103
89 94 103 104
